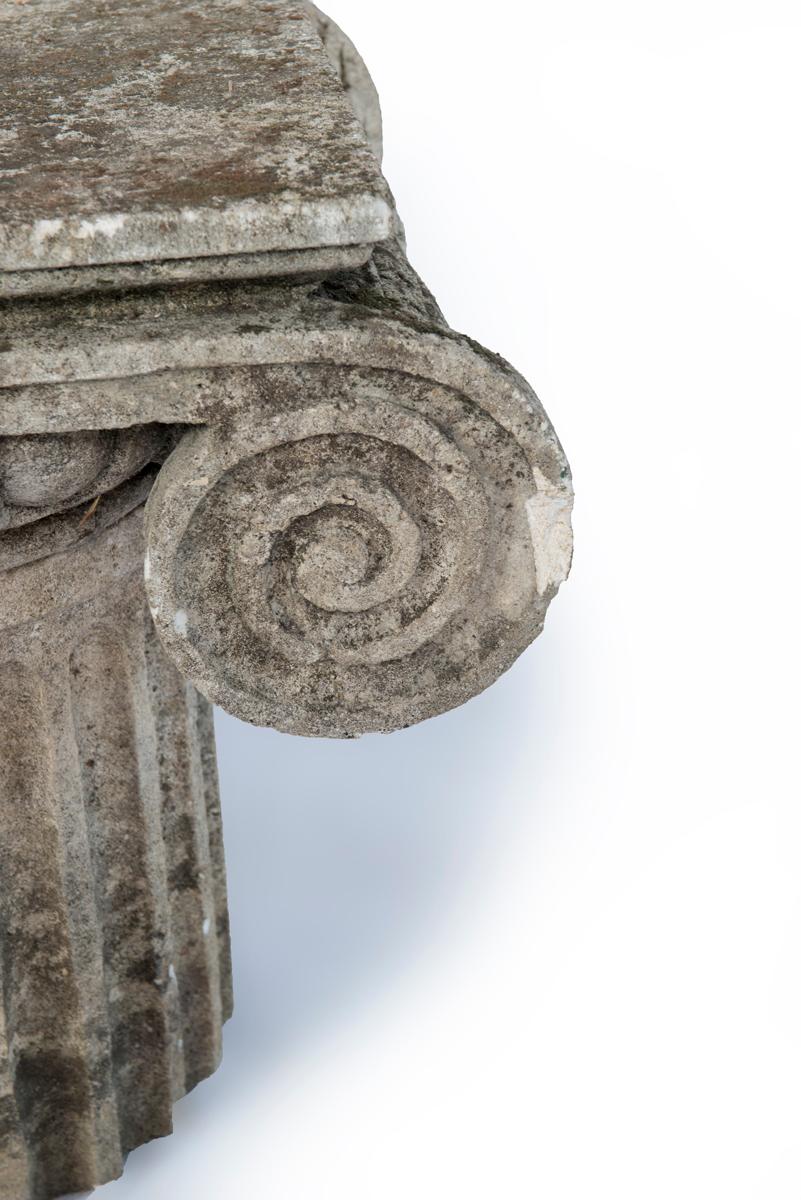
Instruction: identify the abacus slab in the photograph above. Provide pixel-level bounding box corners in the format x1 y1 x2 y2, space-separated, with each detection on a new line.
0 0 391 278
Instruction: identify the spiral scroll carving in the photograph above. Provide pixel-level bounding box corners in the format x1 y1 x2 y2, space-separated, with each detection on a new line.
145 361 572 737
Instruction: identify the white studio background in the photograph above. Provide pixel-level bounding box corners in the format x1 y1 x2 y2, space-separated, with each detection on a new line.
101 2 801 1198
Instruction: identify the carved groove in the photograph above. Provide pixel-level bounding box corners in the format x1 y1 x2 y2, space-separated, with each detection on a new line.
144 242 573 737
0 425 178 574
0 663 99 1198
70 627 176 1153
0 517 232 1198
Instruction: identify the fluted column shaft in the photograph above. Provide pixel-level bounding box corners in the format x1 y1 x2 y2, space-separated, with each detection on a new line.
0 508 232 1199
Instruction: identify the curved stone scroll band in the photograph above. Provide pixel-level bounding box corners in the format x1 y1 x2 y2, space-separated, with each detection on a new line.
143 247 573 738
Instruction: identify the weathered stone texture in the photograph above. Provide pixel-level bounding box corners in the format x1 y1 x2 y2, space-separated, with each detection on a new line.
301 1 383 161
0 423 177 572
0 236 572 738
0 243 376 302
0 511 232 1198
0 0 391 282
0 1 573 1194
143 240 573 736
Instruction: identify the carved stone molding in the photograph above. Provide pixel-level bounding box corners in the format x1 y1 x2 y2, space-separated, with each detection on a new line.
143 242 572 736
0 424 174 570
0 2 573 1195
0 511 232 1198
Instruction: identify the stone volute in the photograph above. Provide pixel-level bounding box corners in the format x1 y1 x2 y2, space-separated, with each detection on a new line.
0 2 573 1196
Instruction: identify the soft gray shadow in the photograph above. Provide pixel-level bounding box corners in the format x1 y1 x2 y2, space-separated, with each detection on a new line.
98 644 563 1194
212 650 552 1084
59 656 532 1181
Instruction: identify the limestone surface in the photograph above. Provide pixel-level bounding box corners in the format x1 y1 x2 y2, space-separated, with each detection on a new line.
1 237 573 737
0 2 574 1195
301 1 383 161
0 509 232 1199
0 0 391 279
142 241 573 736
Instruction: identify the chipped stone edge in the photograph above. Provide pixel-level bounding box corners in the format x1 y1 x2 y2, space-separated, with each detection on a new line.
0 193 393 274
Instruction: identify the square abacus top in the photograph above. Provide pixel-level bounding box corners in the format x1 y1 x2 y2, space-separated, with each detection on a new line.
0 0 391 290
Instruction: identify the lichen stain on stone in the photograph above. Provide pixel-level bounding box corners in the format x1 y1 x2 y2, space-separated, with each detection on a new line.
0 0 390 269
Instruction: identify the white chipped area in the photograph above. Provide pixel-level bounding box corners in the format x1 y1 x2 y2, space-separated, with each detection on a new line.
28 212 129 260
526 468 574 596
145 554 162 621
202 917 211 937
173 609 189 635
31 218 63 245
76 213 127 240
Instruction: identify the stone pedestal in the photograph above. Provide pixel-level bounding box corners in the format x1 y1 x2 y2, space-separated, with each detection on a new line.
0 2 573 1195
